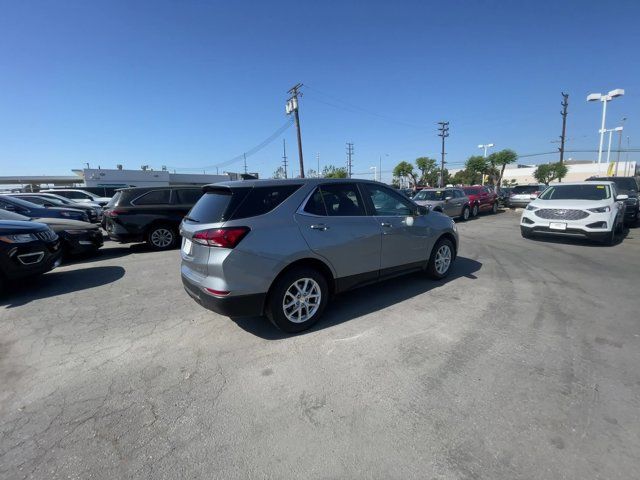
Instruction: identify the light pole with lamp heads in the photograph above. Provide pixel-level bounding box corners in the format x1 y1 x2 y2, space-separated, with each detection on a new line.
587 89 624 172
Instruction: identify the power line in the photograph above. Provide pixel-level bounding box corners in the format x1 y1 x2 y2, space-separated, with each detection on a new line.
169 118 293 172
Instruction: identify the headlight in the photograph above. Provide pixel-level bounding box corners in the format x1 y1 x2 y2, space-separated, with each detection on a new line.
66 229 90 235
525 204 538 211
588 206 610 213
0 233 38 243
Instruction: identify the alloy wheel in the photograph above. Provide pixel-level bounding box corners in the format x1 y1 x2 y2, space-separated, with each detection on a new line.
282 278 322 323
434 245 452 275
151 228 174 248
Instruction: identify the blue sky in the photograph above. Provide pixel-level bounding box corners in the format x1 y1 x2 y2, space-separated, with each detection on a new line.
1 0 639 182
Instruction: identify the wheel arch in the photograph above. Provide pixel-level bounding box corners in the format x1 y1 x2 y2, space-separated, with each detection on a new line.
263 257 336 314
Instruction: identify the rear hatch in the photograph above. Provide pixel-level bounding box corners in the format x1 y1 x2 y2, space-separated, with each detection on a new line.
511 185 541 200
180 186 251 277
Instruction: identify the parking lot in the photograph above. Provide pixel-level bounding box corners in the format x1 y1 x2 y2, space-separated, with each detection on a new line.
1 210 639 479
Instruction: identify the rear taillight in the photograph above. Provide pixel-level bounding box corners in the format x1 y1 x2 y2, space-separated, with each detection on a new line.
104 209 125 218
192 227 250 248
532 191 540 197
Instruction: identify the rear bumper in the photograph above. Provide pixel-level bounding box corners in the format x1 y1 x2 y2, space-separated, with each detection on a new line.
181 274 265 318
508 198 531 208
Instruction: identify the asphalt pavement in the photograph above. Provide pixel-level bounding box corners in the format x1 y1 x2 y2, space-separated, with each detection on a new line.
1 210 639 479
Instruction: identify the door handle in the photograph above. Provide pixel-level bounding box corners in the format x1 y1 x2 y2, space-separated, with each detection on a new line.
310 224 329 231
381 222 392 228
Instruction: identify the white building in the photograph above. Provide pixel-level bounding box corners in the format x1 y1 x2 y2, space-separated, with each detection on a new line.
78 168 230 187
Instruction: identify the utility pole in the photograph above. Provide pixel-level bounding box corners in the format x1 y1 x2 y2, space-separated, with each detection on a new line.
282 139 288 179
437 122 449 188
346 142 354 178
286 83 305 178
316 152 320 178
559 93 569 178
243 153 248 175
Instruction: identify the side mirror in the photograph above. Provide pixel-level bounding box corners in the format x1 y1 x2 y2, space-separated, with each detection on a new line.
417 205 429 215
445 196 452 202
616 194 629 201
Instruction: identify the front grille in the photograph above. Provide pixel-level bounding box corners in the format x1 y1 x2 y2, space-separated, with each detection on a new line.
535 209 589 220
36 230 58 242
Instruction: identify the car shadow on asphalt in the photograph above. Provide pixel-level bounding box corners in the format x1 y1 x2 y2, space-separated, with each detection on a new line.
232 256 482 340
1 266 126 308
63 242 161 266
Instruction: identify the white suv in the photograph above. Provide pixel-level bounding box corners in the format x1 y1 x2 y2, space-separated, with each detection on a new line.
520 181 627 245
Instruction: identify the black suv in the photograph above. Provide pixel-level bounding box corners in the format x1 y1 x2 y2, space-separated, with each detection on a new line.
104 186 204 250
586 176 640 225
0 219 62 291
0 195 90 223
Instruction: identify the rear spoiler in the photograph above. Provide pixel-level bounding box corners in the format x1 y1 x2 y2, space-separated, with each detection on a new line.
202 184 235 195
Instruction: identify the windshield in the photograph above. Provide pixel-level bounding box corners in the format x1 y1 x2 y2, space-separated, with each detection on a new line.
413 190 446 201
538 184 611 201
0 195 40 208
589 177 637 192
463 187 480 195
512 185 540 194
0 209 31 221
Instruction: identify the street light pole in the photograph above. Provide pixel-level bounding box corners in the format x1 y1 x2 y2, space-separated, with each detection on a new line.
370 166 377 181
587 89 624 173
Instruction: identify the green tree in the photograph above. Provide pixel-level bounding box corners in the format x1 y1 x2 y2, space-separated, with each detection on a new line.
393 161 418 186
488 149 518 191
533 162 569 185
306 168 318 178
464 155 488 185
415 157 438 186
322 165 348 178
272 166 287 179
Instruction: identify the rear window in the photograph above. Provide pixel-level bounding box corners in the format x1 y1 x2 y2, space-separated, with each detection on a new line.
512 185 541 194
231 185 302 220
186 184 301 223
463 187 481 195
174 188 203 205
588 177 638 192
106 191 122 208
132 189 171 205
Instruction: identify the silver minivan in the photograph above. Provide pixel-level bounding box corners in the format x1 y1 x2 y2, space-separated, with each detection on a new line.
180 179 458 332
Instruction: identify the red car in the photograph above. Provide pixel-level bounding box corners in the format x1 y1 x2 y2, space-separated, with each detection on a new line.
462 186 498 217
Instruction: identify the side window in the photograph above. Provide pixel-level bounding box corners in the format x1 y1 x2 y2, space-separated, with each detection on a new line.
303 188 327 216
132 189 171 205
67 191 90 200
364 184 414 216
230 185 302 220
318 184 366 217
174 189 203 205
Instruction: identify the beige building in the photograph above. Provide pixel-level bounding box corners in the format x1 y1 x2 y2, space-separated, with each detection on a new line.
500 160 637 184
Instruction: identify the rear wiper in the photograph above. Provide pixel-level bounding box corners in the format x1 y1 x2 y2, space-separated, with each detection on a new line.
183 216 200 223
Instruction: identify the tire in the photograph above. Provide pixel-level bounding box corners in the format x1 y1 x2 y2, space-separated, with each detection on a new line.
471 204 479 217
491 202 498 214
266 267 329 333
521 227 533 239
146 224 178 250
460 206 470 221
603 228 616 246
426 237 455 280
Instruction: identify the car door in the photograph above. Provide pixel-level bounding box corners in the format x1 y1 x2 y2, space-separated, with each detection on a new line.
295 183 382 289
444 189 462 217
360 183 431 273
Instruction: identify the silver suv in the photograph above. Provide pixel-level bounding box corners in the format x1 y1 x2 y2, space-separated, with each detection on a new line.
180 179 458 332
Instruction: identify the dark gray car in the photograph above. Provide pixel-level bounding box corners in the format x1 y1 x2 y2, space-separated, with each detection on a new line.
412 188 471 220
179 179 459 333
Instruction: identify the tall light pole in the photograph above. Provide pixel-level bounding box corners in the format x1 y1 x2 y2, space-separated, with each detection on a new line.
605 126 623 167
478 144 494 185
478 143 495 158
370 166 377 181
587 89 624 172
